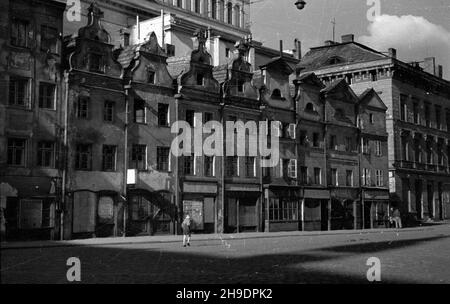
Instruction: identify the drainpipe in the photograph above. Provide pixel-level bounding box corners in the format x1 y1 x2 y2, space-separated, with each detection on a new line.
123 84 130 237
61 71 69 241
322 93 329 231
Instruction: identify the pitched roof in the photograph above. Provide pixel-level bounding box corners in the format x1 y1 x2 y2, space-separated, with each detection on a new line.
298 42 388 72
321 78 358 102
260 56 294 75
359 88 388 111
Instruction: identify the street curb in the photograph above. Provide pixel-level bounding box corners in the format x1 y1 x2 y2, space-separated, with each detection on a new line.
1 224 445 250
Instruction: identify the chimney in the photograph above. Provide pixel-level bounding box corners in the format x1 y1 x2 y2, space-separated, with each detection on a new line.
279 40 283 57
424 57 436 75
438 65 443 78
341 34 354 43
119 29 130 47
293 38 302 60
388 48 397 59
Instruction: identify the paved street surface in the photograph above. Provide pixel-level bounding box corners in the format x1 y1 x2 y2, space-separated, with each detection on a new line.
1 224 450 284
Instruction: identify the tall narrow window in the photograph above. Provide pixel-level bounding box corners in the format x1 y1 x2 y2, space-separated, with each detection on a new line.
204 156 215 177
435 106 441 130
329 135 337 150
376 170 383 187
41 25 58 53
102 145 117 171
76 96 89 119
130 144 147 170
362 138 370 154
134 99 146 123
196 73 205 85
9 77 29 107
245 156 255 178
183 154 195 175
375 140 382 156
413 102 420 124
331 168 338 186
39 83 55 109
37 141 55 168
227 2 233 24
362 168 371 186
157 147 170 172
75 144 92 170
89 53 104 73
400 94 407 121
300 166 308 184
234 5 240 27
103 100 114 122
7 138 26 166
147 69 155 84
425 104 431 127
158 103 169 127
219 0 225 22
211 0 217 19
313 167 321 185
186 110 195 126
11 18 29 47
312 133 320 147
177 0 183 8
226 156 239 177
194 0 200 13
346 170 353 187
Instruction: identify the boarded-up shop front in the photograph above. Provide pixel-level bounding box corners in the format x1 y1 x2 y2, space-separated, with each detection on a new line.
182 181 217 234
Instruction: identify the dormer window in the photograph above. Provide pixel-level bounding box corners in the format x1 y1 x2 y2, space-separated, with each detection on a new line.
237 80 245 93
327 56 344 65
196 73 205 86
305 103 315 112
89 53 104 73
271 89 284 100
147 68 155 84
335 108 345 119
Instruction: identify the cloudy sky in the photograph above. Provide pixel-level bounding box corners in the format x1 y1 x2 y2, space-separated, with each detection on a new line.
251 0 450 79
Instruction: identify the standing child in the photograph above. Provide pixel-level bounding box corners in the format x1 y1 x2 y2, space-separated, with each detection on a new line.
182 215 192 247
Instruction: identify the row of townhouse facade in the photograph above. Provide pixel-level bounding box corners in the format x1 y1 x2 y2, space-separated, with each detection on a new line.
298 34 450 222
1 2 390 241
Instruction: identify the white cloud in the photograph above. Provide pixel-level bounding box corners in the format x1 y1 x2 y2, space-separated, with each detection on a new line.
359 14 450 79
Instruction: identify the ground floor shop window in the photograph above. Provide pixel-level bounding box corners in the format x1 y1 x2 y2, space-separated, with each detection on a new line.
269 198 298 221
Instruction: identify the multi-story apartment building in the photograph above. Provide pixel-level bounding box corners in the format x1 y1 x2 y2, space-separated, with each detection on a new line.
0 0 66 240
298 34 450 222
293 73 389 231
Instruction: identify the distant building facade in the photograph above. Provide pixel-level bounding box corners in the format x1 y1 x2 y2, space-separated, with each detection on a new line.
298 34 450 222
0 0 66 240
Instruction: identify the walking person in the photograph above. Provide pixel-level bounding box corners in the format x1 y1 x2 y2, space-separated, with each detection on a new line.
182 215 192 247
391 207 402 229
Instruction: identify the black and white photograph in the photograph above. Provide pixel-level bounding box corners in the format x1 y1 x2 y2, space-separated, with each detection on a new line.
0 0 450 292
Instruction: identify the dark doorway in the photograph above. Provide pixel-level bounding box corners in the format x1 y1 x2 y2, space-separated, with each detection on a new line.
415 179 423 219
427 182 434 219
320 200 329 231
363 201 372 229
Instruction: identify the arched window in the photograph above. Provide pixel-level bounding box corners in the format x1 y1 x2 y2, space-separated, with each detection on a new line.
227 2 233 24
219 0 225 22
211 0 217 19
271 89 284 100
194 0 200 13
234 5 240 27
305 103 315 112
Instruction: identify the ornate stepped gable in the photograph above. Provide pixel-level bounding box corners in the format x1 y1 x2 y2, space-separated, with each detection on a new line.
67 3 121 77
118 32 173 88
178 29 220 94
222 38 258 101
